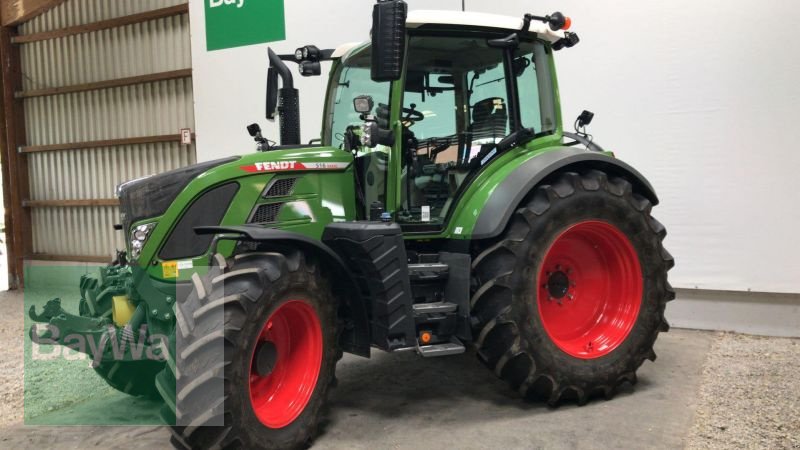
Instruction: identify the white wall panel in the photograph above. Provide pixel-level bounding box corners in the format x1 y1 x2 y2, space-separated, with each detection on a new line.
24 78 194 145
31 206 121 256
20 0 187 34
188 0 799 294
20 14 191 89
28 143 195 201
19 1 195 258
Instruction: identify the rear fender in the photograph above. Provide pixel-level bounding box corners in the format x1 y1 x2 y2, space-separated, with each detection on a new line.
472 146 659 240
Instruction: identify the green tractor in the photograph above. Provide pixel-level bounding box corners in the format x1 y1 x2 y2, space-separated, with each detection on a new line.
30 2 674 449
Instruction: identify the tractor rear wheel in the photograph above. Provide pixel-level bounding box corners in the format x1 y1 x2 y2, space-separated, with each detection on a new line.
471 170 675 405
155 250 338 449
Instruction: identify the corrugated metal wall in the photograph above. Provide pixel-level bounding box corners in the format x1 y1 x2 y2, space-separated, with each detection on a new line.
18 0 194 258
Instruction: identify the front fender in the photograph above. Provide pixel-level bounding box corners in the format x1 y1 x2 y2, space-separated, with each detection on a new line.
470 146 659 240
195 225 371 357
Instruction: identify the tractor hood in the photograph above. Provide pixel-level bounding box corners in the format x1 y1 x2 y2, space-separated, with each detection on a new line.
117 147 352 232
117 156 240 233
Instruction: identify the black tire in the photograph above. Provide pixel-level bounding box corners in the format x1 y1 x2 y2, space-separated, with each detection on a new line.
471 170 675 405
93 360 163 399
155 250 338 450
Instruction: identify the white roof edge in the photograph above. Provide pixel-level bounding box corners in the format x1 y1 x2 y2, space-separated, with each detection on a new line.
334 10 568 60
332 41 365 58
406 10 566 43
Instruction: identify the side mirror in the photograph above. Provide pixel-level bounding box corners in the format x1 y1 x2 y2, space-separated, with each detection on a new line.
371 0 407 82
353 95 374 114
266 67 278 120
576 110 594 128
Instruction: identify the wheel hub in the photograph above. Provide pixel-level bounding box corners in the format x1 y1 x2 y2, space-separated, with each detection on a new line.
253 341 278 377
546 270 571 300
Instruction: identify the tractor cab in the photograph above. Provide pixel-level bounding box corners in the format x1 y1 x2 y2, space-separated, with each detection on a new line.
326 26 559 230
266 8 577 232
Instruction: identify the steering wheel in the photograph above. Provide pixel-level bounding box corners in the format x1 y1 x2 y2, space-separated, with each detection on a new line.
402 103 425 124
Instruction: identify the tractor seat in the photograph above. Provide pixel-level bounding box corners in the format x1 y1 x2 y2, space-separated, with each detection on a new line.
469 97 508 142
465 97 508 164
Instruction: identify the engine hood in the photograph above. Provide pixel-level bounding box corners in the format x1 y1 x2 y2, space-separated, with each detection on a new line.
117 156 240 232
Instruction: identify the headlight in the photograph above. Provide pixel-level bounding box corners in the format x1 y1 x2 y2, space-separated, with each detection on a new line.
130 223 156 260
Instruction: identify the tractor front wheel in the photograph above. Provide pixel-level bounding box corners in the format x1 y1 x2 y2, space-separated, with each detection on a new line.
93 360 163 399
155 251 338 449
471 170 675 405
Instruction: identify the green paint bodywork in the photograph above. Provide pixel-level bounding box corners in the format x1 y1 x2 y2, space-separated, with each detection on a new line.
132 148 356 282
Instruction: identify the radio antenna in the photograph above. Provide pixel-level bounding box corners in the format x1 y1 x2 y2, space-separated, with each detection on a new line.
462 0 465 11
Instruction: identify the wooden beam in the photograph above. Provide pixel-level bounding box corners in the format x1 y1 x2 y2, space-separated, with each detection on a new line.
11 4 188 44
0 29 14 288
27 253 111 263
0 26 32 288
1 0 66 27
23 198 119 208
20 133 194 153
15 68 192 99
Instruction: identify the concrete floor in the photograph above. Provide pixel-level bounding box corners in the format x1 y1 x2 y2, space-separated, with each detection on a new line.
2 327 714 449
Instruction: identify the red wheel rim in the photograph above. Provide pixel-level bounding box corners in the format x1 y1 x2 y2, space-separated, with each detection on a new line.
536 221 642 359
249 300 323 428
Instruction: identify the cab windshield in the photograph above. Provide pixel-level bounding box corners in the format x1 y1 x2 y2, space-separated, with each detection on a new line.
326 47 391 149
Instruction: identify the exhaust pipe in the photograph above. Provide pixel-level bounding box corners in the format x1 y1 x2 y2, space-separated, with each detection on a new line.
267 48 301 146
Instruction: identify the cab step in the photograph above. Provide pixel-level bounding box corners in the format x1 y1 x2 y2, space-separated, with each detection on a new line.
417 337 466 358
408 262 449 282
412 301 458 315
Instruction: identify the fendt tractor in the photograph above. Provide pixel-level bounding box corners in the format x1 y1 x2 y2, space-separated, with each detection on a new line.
30 2 674 449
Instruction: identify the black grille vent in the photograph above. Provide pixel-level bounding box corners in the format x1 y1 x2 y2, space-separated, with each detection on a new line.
263 178 297 198
249 203 284 223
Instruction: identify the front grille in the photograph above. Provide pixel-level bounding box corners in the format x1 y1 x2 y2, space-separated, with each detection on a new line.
249 203 284 223
263 178 297 198
159 182 240 260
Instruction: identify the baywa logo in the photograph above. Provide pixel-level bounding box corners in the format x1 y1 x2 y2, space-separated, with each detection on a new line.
31 323 168 368
209 0 245 8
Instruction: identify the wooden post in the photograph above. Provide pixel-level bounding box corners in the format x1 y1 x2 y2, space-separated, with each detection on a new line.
0 26 31 289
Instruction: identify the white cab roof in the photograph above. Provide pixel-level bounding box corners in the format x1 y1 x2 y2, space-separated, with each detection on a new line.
406 10 567 43
332 10 567 59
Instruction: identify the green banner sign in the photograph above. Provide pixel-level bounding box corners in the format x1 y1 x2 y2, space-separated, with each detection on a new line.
205 0 286 51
